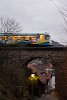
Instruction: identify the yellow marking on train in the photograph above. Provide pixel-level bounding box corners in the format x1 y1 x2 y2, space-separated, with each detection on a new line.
32 40 49 44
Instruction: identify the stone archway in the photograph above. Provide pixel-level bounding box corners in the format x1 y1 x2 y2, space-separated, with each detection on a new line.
25 57 55 97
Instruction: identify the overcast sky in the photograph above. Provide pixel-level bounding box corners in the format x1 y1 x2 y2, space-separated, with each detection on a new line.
0 0 67 44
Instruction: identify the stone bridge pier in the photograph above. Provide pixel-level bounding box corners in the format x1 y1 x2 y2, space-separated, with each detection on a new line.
0 47 67 100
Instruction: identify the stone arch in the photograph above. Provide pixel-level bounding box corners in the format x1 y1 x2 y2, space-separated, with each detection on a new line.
22 56 55 79
22 56 55 96
22 56 54 68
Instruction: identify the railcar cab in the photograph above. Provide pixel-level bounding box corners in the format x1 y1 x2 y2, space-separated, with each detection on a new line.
39 33 51 46
31 33 51 46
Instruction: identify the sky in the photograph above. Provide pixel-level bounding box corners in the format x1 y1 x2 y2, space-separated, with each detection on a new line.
0 0 67 44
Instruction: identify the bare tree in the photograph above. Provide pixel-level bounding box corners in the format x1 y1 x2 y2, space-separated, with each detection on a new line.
51 0 67 45
51 0 67 31
0 16 22 33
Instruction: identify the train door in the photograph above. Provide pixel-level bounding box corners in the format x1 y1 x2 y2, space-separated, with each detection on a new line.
40 34 45 42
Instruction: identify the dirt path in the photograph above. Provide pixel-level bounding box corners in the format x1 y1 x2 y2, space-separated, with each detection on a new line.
36 93 59 100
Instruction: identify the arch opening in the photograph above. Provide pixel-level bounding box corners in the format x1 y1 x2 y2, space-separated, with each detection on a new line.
26 57 55 97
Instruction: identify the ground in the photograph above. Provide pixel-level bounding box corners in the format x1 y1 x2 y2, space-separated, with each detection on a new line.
35 93 59 100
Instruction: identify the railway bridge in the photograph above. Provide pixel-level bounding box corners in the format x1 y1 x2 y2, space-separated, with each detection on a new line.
0 46 67 100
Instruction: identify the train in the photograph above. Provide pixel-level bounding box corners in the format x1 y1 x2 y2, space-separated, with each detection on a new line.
0 32 52 46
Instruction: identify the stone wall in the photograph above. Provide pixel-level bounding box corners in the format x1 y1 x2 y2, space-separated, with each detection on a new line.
0 47 67 99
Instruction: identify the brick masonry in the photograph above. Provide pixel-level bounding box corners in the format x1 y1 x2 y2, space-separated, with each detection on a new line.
0 46 67 99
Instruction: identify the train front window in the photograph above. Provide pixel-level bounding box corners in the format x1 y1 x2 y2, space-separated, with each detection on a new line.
45 35 50 40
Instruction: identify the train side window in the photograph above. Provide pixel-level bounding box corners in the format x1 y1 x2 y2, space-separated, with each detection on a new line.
0 36 2 40
12 36 17 40
24 36 30 41
18 36 23 40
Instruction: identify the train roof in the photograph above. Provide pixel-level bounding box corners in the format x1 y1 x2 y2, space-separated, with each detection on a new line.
0 32 50 36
